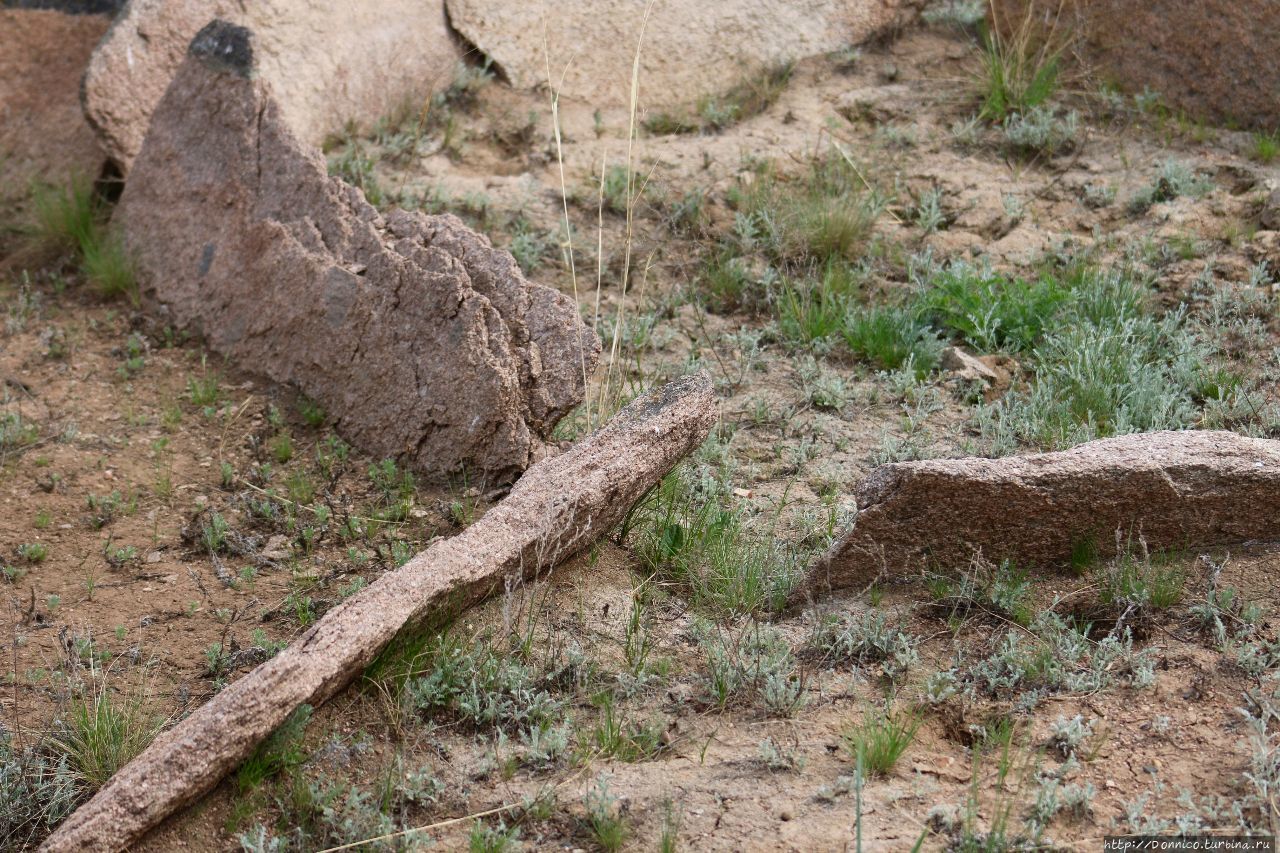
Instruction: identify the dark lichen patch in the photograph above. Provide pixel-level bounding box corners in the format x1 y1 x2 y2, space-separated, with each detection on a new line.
189 19 254 77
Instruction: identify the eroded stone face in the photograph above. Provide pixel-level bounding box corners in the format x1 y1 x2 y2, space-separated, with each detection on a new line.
0 8 109 199
445 0 916 107
82 0 462 170
802 430 1280 594
991 0 1280 131
119 20 599 484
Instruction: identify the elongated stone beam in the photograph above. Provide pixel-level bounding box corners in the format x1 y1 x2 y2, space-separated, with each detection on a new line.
42 373 716 852
801 430 1280 595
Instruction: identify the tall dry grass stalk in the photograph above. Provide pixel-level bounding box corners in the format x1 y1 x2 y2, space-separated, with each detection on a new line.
542 42 588 407
544 2 658 434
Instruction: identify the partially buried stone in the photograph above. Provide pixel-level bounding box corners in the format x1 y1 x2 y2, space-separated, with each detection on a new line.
118 21 600 484
798 430 1280 595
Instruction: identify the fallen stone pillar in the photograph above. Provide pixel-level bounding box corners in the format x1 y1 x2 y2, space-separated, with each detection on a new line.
41 372 716 853
118 20 598 484
801 430 1280 595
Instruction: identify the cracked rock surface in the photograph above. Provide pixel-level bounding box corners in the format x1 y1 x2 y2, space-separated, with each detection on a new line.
118 20 599 483
803 430 1280 593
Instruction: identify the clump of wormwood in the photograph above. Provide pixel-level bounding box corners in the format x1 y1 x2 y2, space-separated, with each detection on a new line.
695 619 806 717
806 609 919 680
925 607 1156 711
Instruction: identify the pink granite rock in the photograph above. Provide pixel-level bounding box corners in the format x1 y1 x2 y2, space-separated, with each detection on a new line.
445 0 917 107
804 430 1280 593
82 0 463 170
118 20 598 483
0 8 109 199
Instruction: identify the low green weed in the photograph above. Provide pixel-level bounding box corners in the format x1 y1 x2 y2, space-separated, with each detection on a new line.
236 704 312 791
842 304 942 377
973 265 1229 450
914 260 1069 353
29 176 97 258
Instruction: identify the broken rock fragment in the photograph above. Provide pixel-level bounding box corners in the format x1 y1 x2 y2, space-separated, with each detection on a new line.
802 430 1280 594
118 20 599 483
940 346 1013 402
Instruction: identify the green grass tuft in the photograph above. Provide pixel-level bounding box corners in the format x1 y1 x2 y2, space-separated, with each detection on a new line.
842 707 921 776
1251 131 1279 165
731 155 881 267
52 690 155 789
698 251 761 314
81 233 139 305
236 704 312 792
1095 542 1185 612
27 176 139 304
776 262 860 347
30 176 98 257
977 8 1067 121
626 462 800 614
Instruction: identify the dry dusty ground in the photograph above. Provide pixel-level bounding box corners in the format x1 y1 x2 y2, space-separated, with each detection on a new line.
6 13 1280 853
